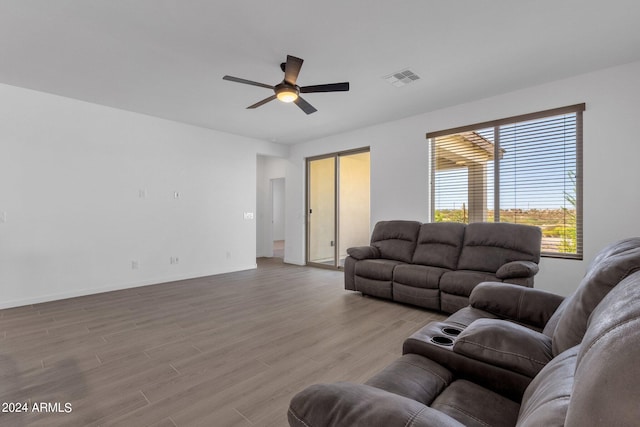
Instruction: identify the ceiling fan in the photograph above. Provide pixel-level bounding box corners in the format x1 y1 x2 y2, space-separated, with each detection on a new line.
222 55 349 115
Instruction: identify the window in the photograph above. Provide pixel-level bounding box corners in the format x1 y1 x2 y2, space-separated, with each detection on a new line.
428 104 584 259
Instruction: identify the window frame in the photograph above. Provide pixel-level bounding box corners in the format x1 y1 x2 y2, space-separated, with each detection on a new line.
427 103 585 260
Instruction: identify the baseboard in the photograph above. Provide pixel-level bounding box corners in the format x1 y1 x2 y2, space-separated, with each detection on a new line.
0 263 258 310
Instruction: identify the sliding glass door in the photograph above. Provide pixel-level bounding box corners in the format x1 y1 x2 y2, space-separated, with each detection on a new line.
308 156 337 266
307 149 370 269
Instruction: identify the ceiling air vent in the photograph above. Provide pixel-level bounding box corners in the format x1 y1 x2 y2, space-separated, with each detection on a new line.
383 68 421 87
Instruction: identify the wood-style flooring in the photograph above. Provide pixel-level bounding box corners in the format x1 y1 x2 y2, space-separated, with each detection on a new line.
0 258 445 426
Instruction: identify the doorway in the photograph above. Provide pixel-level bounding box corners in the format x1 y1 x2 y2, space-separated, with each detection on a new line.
307 149 370 269
271 177 285 258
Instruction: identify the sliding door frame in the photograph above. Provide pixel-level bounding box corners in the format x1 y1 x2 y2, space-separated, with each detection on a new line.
306 147 370 270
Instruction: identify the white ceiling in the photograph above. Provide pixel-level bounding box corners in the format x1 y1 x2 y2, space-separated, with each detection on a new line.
2 1 640 145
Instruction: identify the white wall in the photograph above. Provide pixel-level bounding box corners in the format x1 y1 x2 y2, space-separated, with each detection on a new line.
272 178 285 242
0 83 286 309
286 60 640 296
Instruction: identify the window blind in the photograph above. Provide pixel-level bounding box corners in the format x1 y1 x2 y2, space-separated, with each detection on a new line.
428 104 584 258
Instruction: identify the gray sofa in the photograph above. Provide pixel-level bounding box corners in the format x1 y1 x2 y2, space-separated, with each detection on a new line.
289 238 640 427
345 220 542 313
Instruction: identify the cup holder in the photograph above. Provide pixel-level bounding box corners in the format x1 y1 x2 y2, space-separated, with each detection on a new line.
441 327 462 337
431 336 454 346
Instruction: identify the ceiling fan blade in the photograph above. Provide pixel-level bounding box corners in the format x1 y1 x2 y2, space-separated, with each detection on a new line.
284 55 304 85
247 95 277 109
300 82 350 93
294 96 317 115
223 75 274 89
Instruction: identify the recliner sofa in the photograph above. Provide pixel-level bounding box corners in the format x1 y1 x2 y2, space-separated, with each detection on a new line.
345 220 542 313
289 237 640 427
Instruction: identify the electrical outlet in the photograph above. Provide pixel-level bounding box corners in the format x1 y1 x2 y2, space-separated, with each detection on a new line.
243 212 254 220
0 212 6 223
131 260 139 270
138 189 147 199
174 191 180 199
170 256 180 265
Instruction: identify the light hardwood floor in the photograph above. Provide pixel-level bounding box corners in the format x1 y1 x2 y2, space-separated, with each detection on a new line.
0 258 444 426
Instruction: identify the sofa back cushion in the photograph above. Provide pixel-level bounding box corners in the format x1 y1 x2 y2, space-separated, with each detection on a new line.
412 223 466 270
370 220 421 263
549 237 640 355
564 271 640 426
516 346 576 427
456 223 541 273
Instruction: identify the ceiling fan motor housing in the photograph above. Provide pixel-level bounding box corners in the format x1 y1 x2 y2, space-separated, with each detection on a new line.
274 82 299 102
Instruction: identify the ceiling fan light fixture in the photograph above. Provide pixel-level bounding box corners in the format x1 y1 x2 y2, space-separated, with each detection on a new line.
275 86 299 103
223 55 349 114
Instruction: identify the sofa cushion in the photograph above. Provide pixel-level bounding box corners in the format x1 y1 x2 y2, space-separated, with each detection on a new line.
353 255 403 298
288 382 465 427
440 270 499 297
516 346 577 427
431 380 520 427
346 245 380 260
444 306 501 329
365 353 453 405
393 284 440 311
454 318 553 378
496 261 539 279
394 264 449 289
355 258 403 281
370 220 421 263
457 222 541 273
355 277 392 299
440 293 473 315
412 222 466 270
551 237 640 355
565 271 640 427
470 282 564 331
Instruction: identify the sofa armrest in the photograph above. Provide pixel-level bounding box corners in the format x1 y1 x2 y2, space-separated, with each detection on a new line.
453 318 553 378
496 260 539 279
346 245 380 260
288 382 465 427
470 282 565 330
